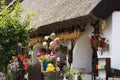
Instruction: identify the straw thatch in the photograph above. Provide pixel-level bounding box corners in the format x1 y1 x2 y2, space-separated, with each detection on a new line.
21 0 101 29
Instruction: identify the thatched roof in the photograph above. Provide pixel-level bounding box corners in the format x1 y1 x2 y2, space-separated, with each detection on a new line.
21 0 101 30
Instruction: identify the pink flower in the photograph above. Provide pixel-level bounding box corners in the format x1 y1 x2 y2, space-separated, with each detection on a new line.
36 53 41 57
47 55 51 58
60 72 63 77
51 55 56 58
49 53 56 58
50 53 54 56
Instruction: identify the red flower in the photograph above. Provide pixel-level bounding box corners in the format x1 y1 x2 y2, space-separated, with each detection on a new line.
18 55 24 61
24 58 29 63
90 39 93 45
90 41 93 46
41 52 45 55
90 38 93 41
102 38 106 41
96 34 100 38
90 38 94 45
62 63 66 67
99 43 104 48
24 64 28 70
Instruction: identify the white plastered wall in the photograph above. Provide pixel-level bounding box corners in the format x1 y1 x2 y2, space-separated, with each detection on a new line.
71 24 94 72
111 11 120 70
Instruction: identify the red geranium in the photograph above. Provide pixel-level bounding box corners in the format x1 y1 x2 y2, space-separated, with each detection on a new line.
96 34 100 38
24 58 29 63
24 64 28 70
18 55 24 61
90 33 108 51
90 38 93 45
41 52 45 55
102 38 106 41
99 43 104 48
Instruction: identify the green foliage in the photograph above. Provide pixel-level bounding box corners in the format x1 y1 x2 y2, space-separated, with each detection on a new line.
0 0 32 72
40 55 46 62
64 66 83 80
59 45 67 53
6 71 16 80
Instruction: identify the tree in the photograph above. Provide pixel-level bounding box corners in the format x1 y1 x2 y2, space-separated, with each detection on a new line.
0 0 32 72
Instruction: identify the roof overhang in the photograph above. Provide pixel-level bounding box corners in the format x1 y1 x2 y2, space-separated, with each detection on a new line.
91 0 120 19
29 15 94 38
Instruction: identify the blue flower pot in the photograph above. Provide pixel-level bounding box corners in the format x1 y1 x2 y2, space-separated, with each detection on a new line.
43 62 49 71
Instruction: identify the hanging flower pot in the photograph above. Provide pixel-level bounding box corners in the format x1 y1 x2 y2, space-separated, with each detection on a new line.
90 33 109 55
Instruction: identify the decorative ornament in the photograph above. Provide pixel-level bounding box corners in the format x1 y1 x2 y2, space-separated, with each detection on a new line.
50 33 56 39
46 63 55 72
49 46 52 50
56 29 82 40
28 28 82 47
44 36 49 40
42 42 48 49
49 41 57 50
54 37 60 44
101 20 106 30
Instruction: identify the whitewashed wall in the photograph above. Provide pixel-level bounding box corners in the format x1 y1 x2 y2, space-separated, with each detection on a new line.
64 25 93 80
102 11 120 70
99 15 112 58
111 11 120 70
103 11 120 70
66 25 94 80
98 11 120 78
71 24 93 72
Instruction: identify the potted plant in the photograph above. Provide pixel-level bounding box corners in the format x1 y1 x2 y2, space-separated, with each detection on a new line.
90 33 109 55
36 52 56 71
63 66 83 80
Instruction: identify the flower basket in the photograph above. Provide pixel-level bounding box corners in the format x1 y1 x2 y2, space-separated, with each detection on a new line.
90 34 109 55
36 52 56 71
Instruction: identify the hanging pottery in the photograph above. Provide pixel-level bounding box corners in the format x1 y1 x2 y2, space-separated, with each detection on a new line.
49 41 57 50
97 47 103 55
42 42 48 49
49 46 52 50
54 37 60 44
44 36 49 40
50 33 56 39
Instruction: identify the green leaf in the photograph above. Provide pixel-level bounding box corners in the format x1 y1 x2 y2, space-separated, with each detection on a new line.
0 0 33 72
